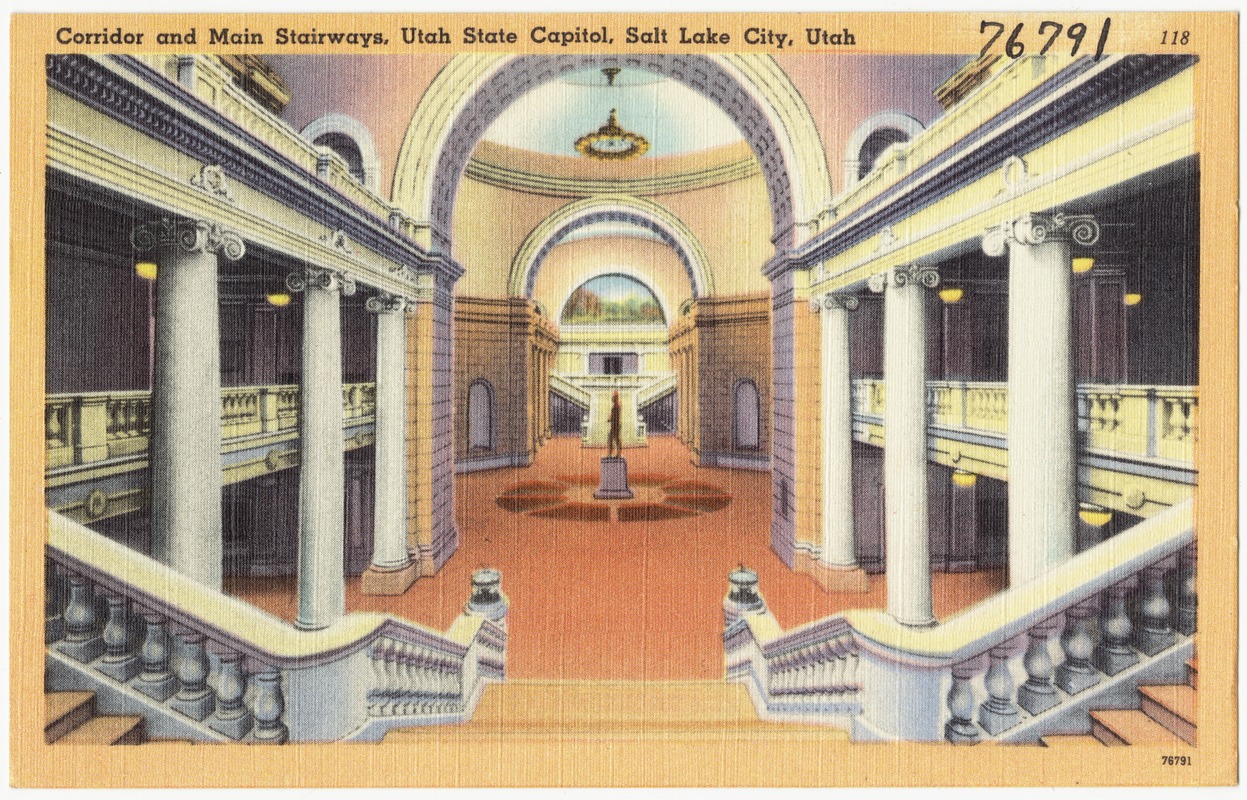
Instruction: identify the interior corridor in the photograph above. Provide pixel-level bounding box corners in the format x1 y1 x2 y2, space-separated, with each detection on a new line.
228 437 1006 680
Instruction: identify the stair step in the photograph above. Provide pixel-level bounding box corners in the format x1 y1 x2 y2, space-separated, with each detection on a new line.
382 682 845 744
1090 709 1191 747
1187 657 1198 689
56 714 147 745
1139 684 1197 744
470 681 766 726
1040 734 1104 747
45 691 95 744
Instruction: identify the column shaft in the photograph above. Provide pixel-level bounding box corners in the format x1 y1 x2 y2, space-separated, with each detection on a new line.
298 281 346 628
819 300 857 567
883 276 934 625
138 219 245 590
372 307 408 569
1007 239 1075 584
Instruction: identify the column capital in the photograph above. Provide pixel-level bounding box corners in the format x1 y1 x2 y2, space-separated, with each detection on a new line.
131 217 245 261
982 212 1100 256
285 266 357 296
809 293 859 313
867 264 939 293
365 291 416 315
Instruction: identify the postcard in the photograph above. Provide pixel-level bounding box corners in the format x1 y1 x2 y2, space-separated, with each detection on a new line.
10 10 1237 788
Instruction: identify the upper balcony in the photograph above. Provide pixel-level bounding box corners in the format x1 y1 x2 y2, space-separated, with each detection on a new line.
851 378 1196 517
45 382 376 524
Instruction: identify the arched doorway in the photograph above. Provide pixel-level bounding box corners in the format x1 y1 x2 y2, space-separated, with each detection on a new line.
392 53 831 579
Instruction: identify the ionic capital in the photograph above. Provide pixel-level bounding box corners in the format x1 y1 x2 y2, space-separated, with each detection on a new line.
365 291 415 315
982 212 1100 257
867 264 939 293
131 218 245 261
809 293 860 313
285 266 356 296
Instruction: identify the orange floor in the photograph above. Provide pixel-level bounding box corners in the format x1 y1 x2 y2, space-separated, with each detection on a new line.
227 437 1005 680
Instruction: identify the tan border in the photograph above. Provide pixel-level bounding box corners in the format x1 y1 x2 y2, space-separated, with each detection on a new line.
10 11 1238 787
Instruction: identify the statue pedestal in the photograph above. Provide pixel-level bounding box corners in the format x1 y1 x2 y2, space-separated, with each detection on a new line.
594 457 634 499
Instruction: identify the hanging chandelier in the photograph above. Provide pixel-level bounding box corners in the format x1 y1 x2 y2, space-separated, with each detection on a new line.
575 108 649 161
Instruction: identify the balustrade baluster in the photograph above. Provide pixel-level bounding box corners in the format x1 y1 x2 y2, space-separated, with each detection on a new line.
45 559 67 644
381 640 400 715
1135 564 1176 655
978 643 1021 735
96 593 140 682
1017 617 1062 715
368 642 386 714
401 643 419 714
170 630 215 720
56 574 104 662
134 612 177 700
1094 579 1139 675
1176 545 1197 635
252 669 288 743
944 659 982 744
1055 601 1100 695
208 649 254 739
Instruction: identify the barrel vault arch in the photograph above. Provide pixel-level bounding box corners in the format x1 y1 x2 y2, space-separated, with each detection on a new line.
508 195 714 302
392 53 833 255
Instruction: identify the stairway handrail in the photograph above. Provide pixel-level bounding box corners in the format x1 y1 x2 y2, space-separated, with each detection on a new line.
757 498 1193 665
46 509 492 668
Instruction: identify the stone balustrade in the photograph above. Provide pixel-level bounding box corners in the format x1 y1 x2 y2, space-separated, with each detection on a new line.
851 379 1196 464
45 510 508 743
723 500 1195 742
45 382 377 468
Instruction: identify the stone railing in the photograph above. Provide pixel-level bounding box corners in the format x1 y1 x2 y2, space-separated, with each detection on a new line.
635 372 679 409
852 379 1197 464
548 372 592 408
1079 385 1197 463
45 510 508 743
45 382 376 468
724 499 1195 742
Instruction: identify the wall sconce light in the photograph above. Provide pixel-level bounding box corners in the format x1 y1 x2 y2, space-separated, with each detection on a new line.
266 292 292 307
134 261 158 281
1071 257 1095 274
1123 292 1142 306
938 287 964 304
1078 503 1113 527
951 469 977 487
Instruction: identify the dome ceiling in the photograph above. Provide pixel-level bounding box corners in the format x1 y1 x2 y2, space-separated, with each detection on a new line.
480 66 745 158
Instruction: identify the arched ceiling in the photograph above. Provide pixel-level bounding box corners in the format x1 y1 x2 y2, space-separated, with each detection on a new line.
480 66 745 159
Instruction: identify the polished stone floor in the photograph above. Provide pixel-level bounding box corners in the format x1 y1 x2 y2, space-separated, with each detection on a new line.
227 436 1006 680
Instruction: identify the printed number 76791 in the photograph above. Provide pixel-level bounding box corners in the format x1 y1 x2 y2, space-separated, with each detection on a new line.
980 19 1112 60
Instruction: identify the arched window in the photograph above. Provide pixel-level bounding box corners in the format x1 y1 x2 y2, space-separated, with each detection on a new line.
734 379 760 451
300 114 381 192
468 379 494 451
843 112 925 190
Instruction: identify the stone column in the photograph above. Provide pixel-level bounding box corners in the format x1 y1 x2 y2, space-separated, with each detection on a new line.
810 293 869 592
362 292 419 595
870 264 939 626
983 213 1099 585
286 266 355 628
132 218 245 590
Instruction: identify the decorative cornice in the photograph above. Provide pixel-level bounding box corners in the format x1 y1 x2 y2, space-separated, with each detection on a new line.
285 266 356 296
47 55 443 280
789 55 1196 272
463 152 760 198
982 212 1100 256
131 217 245 261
